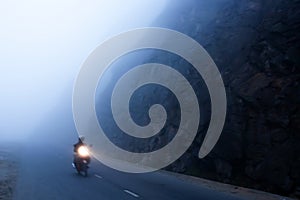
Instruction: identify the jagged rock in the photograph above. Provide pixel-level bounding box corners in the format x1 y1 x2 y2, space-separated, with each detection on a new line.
270 129 288 143
214 158 232 180
98 0 300 197
238 73 272 103
163 0 300 196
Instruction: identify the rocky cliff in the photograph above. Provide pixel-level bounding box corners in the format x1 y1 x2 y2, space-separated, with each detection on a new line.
95 0 300 197
159 0 300 197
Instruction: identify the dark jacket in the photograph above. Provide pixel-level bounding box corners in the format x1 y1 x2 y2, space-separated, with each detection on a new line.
73 139 84 153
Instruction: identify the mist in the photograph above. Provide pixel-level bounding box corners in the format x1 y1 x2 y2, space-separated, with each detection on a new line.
0 0 169 141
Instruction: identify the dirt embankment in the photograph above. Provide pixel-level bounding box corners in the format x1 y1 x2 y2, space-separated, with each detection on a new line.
0 146 18 200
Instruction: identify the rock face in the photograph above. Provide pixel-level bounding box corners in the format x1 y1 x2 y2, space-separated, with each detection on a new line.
95 0 299 197
158 0 300 196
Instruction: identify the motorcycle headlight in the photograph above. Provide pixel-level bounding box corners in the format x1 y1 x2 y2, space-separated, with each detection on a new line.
78 146 89 157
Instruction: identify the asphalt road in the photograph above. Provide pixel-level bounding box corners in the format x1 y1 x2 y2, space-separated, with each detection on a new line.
10 131 244 200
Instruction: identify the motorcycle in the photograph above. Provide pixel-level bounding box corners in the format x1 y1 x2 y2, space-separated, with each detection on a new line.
72 145 91 177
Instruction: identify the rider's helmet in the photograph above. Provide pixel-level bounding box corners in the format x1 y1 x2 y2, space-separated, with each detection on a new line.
79 136 85 142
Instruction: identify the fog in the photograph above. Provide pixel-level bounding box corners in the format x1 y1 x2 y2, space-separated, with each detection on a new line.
0 0 168 141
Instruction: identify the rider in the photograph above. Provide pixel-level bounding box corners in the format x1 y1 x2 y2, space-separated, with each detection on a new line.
73 136 90 167
73 136 85 153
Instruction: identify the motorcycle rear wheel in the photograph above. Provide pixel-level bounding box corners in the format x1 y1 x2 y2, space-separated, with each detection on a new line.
83 169 88 177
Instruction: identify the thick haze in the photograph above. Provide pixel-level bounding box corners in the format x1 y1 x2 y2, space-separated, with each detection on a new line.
0 0 168 140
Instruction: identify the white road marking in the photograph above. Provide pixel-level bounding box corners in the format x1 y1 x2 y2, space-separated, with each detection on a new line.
124 190 139 198
94 174 103 179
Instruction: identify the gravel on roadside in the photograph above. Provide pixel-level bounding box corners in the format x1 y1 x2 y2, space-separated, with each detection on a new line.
0 146 18 200
160 170 296 200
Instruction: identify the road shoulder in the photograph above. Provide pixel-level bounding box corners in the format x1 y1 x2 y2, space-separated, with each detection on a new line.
160 170 295 200
0 143 19 200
